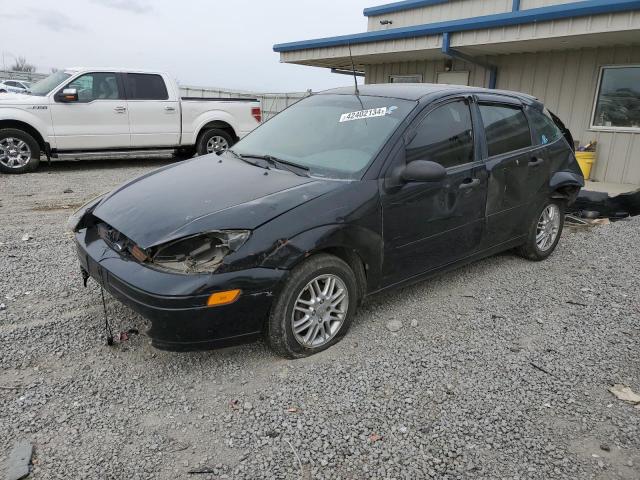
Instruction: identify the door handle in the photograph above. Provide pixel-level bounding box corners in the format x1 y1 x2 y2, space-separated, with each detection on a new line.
114 106 127 113
164 106 176 112
529 157 543 167
459 178 480 190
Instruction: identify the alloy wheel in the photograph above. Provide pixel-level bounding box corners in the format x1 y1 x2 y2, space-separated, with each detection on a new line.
536 204 561 252
0 137 32 169
291 274 349 348
206 136 229 155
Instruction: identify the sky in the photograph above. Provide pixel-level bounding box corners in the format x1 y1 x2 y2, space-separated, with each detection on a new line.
0 0 373 93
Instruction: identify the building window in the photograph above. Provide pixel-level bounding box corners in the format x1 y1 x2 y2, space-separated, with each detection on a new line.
591 65 640 132
389 74 422 83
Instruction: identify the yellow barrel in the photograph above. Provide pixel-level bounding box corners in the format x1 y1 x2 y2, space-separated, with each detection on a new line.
575 152 595 180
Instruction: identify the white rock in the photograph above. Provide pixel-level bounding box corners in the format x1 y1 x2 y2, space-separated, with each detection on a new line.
386 320 403 332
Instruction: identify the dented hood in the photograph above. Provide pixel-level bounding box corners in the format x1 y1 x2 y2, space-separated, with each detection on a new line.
93 155 339 249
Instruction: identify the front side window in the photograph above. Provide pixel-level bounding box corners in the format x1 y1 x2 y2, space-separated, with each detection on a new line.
233 94 417 179
124 73 168 100
592 66 640 130
528 108 563 146
64 72 121 102
406 100 474 168
479 104 531 157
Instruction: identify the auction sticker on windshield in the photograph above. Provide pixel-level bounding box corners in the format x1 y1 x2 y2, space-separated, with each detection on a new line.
339 107 394 122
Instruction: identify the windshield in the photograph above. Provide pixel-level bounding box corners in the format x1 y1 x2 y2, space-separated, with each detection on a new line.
29 71 72 96
233 94 417 179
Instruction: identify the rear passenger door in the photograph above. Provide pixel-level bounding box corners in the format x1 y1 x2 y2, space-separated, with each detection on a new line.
123 73 180 147
476 96 537 248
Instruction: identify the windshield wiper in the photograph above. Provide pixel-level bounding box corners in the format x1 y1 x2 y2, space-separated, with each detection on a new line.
241 154 310 177
227 149 267 169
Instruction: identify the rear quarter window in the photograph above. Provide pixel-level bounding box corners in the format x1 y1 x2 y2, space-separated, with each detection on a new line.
528 108 563 145
124 73 169 100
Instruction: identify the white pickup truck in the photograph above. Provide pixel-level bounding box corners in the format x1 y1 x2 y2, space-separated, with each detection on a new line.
0 67 261 173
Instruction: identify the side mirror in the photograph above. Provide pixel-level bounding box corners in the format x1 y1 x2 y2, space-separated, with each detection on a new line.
56 88 78 102
401 160 447 183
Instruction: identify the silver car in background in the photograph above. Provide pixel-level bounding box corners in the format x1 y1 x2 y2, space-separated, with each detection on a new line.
0 80 31 93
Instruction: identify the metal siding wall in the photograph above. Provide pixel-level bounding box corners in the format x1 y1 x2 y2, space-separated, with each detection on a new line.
520 0 584 9
367 0 511 31
364 45 640 184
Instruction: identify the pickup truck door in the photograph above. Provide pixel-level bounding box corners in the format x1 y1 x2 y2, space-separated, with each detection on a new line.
49 72 131 150
123 73 180 147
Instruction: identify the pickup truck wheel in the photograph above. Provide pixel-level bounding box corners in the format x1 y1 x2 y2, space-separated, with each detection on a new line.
0 129 40 174
197 129 234 156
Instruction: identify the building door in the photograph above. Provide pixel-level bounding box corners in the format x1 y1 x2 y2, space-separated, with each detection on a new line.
436 71 470 86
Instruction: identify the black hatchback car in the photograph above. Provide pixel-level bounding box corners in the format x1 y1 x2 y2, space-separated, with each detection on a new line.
71 84 584 358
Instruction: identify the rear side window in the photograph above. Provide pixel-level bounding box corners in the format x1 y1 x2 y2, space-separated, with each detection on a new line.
124 73 168 100
406 100 474 168
528 108 563 145
479 104 531 157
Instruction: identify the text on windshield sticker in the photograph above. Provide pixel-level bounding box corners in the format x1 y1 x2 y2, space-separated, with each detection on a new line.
339 107 396 123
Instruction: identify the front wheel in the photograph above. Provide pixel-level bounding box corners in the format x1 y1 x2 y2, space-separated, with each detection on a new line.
0 128 41 174
517 200 565 261
267 254 358 358
196 128 234 156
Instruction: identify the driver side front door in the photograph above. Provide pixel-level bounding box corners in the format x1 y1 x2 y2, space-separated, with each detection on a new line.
49 72 131 150
381 98 487 286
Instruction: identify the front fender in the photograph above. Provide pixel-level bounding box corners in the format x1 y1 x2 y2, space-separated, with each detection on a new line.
0 107 52 144
259 224 383 292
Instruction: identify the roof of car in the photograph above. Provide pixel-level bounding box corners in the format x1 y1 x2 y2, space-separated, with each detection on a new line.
320 83 539 104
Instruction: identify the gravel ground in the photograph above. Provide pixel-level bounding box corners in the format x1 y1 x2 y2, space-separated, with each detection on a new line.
1 159 639 480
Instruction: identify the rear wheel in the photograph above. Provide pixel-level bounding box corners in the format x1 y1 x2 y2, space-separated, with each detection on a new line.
196 128 234 156
517 200 565 261
0 128 40 174
267 254 358 358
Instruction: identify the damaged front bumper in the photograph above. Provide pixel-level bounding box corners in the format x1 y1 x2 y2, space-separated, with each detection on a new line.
75 226 286 351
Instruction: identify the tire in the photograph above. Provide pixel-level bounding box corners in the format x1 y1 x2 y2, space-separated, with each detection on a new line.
267 254 358 359
517 199 565 261
0 89 6 93
0 128 41 174
196 128 234 156
173 146 196 161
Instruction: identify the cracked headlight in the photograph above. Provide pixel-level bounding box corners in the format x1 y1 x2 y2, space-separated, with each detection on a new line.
150 230 250 274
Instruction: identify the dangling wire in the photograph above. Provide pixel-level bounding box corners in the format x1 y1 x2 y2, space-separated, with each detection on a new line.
100 287 114 346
